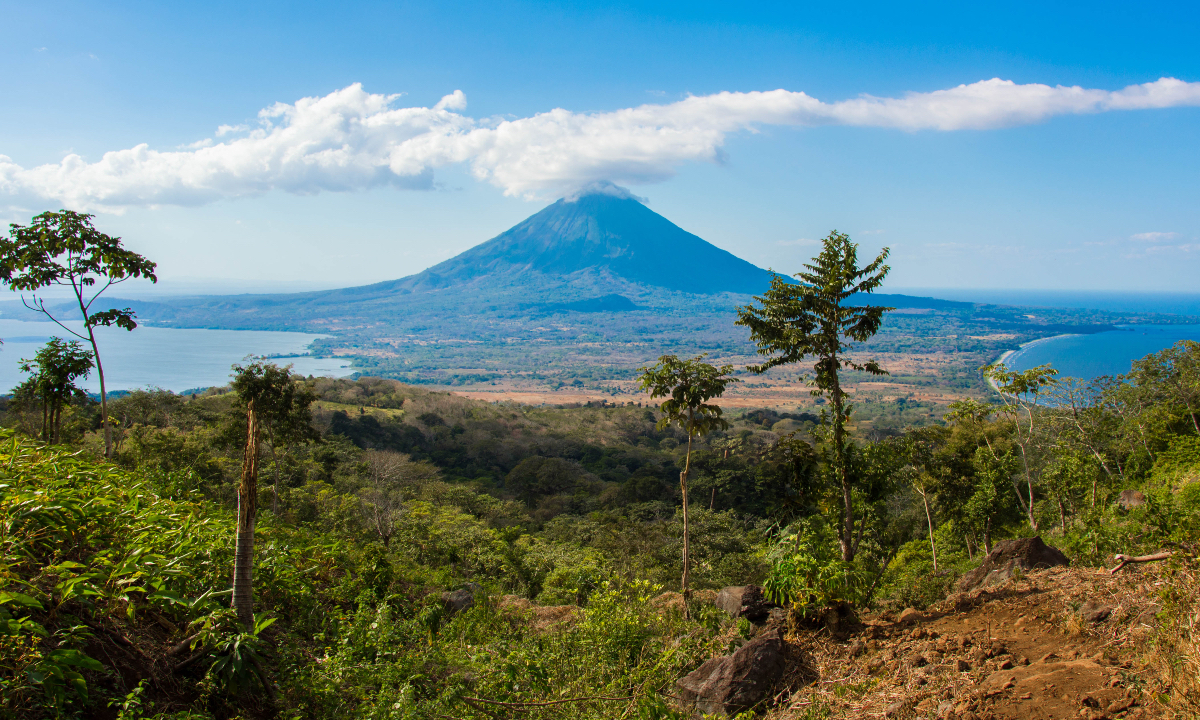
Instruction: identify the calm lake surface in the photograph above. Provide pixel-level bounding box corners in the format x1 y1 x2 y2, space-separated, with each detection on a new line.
1004 325 1200 379
0 319 353 393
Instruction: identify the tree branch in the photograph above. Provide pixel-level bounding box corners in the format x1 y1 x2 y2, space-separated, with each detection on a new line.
1109 551 1174 574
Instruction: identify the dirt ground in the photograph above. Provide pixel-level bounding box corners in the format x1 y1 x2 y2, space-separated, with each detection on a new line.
763 564 1189 720
450 351 978 410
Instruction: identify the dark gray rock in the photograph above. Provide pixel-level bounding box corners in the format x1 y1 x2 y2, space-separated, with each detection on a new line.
713 585 777 621
441 582 483 613
1118 489 1147 511
676 628 786 716
955 537 1069 592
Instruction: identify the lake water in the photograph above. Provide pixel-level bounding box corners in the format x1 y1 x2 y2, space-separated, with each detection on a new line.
0 319 353 394
893 289 1200 316
1004 325 1200 380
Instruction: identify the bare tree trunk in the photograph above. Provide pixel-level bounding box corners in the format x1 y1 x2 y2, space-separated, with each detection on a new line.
680 428 693 619
919 485 937 570
84 326 112 458
268 442 281 515
983 515 992 554
232 399 260 627
832 377 855 562
41 397 48 441
1017 443 1038 531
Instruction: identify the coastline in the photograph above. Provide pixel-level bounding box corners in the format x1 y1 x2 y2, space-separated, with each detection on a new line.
986 333 1081 393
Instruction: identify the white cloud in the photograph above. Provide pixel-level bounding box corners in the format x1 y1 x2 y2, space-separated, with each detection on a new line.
1130 231 1180 242
3 77 1200 211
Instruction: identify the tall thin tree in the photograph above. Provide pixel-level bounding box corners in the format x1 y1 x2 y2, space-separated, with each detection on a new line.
736 230 892 562
229 361 315 626
980 363 1058 532
638 354 736 616
0 211 157 457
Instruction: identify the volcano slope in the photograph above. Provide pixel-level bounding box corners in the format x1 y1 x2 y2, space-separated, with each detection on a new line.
755 562 1198 720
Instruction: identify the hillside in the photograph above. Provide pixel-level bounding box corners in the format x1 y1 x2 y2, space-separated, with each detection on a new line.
1 344 1199 718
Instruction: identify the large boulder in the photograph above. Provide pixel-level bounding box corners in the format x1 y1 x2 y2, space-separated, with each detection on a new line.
956 537 1069 592
714 585 777 621
441 582 483 613
676 629 786 716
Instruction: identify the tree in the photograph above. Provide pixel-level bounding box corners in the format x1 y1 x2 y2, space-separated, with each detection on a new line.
980 363 1058 532
0 211 157 457
1129 340 1200 435
638 354 737 613
899 428 946 571
945 399 1014 554
229 360 315 626
17 338 94 443
357 450 439 547
735 230 892 562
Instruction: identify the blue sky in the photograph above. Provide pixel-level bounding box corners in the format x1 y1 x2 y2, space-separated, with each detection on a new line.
2 0 1198 294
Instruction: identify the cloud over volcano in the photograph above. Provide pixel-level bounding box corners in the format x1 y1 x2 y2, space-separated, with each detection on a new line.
3 77 1199 211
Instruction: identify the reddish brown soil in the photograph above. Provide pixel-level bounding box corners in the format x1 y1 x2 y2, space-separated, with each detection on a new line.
767 566 1177 720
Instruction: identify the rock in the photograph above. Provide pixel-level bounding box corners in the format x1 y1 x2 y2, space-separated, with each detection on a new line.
676 628 786 716
897 607 923 624
848 639 867 657
1079 600 1113 623
1117 489 1147 511
441 582 483 613
956 537 1069 592
713 585 777 621
884 701 906 717
1107 699 1134 714
816 601 857 636
957 658 972 672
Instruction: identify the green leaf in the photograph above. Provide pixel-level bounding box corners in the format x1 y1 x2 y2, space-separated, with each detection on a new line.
0 591 44 609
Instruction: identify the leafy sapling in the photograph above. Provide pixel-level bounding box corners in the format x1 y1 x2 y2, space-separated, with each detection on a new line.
638 353 737 616
0 211 157 457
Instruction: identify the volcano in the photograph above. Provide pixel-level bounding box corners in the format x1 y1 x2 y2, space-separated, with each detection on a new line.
105 187 788 336
391 190 774 295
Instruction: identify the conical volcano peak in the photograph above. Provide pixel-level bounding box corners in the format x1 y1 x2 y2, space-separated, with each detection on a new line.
563 181 648 204
402 190 774 295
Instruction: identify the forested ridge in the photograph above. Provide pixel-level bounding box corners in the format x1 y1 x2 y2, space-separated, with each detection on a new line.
1 336 1198 719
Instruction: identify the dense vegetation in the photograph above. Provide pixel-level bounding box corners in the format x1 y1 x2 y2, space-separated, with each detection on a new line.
1 336 1197 718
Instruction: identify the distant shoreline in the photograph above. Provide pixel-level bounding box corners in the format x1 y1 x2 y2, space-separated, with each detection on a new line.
986 333 1081 392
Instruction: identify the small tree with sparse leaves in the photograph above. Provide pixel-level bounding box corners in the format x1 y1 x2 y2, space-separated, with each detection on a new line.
638 354 737 614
